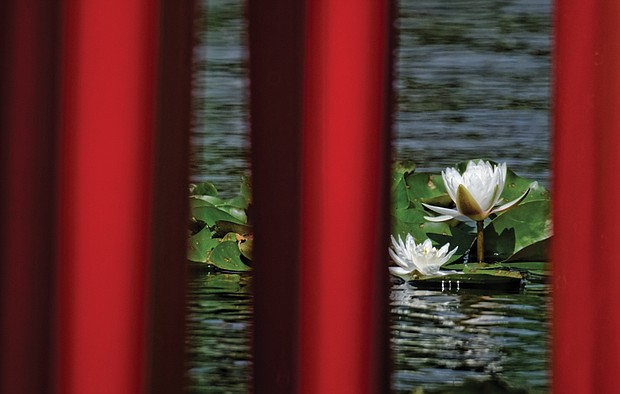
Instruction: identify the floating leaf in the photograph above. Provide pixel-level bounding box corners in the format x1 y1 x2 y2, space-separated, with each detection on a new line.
392 176 410 210
207 241 251 271
190 182 218 197
212 220 252 238
192 206 245 227
187 226 220 262
502 168 550 203
405 172 449 206
482 200 551 262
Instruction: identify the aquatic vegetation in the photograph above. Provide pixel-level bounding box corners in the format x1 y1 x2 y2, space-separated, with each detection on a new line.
188 160 551 290
187 176 252 271
389 235 457 277
422 160 529 263
390 159 551 285
422 160 528 223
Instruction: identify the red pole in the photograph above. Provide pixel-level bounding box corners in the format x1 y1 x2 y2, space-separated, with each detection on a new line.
58 1 158 392
553 0 620 392
591 0 620 391
300 1 392 393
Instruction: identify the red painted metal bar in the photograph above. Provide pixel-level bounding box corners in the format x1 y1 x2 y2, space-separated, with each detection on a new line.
58 1 158 392
591 1 620 391
300 1 393 393
249 0 306 392
0 0 61 392
552 0 596 392
553 0 620 392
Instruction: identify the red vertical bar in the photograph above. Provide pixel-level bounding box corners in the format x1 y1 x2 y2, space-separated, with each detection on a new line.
0 1 61 392
553 0 620 392
552 0 596 392
592 0 620 391
300 1 392 393
58 1 158 393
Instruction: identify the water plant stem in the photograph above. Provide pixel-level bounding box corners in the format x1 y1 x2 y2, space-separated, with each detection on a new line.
476 220 484 263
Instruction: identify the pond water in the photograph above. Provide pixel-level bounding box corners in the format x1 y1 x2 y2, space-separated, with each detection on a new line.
186 0 551 392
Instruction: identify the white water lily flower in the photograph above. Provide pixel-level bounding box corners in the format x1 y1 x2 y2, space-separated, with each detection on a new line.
423 160 529 222
389 234 457 276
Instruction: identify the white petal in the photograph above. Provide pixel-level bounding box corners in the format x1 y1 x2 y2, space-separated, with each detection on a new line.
424 215 455 222
422 203 471 222
437 243 451 256
442 168 461 202
388 248 410 270
422 203 461 217
390 235 403 253
445 246 459 261
491 188 530 214
389 266 413 276
421 238 433 250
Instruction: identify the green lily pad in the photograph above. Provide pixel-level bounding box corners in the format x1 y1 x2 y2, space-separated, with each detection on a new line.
207 241 251 271
192 206 245 227
393 160 416 181
482 200 551 262
226 194 249 210
405 172 449 206
187 226 220 262
189 197 216 209
212 220 252 238
392 176 411 210
502 168 550 203
190 182 218 197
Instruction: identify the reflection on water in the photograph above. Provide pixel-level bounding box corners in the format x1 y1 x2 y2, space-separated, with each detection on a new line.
188 0 551 392
185 272 252 393
185 272 549 393
391 281 549 393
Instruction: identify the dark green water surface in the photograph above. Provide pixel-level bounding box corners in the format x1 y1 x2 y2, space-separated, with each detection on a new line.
187 0 551 392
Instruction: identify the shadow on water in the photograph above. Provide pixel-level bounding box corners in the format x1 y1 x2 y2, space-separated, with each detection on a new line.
187 0 551 392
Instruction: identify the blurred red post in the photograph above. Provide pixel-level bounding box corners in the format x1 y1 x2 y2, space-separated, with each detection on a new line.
300 1 393 393
2 0 193 392
58 1 158 392
590 0 620 391
553 0 620 392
